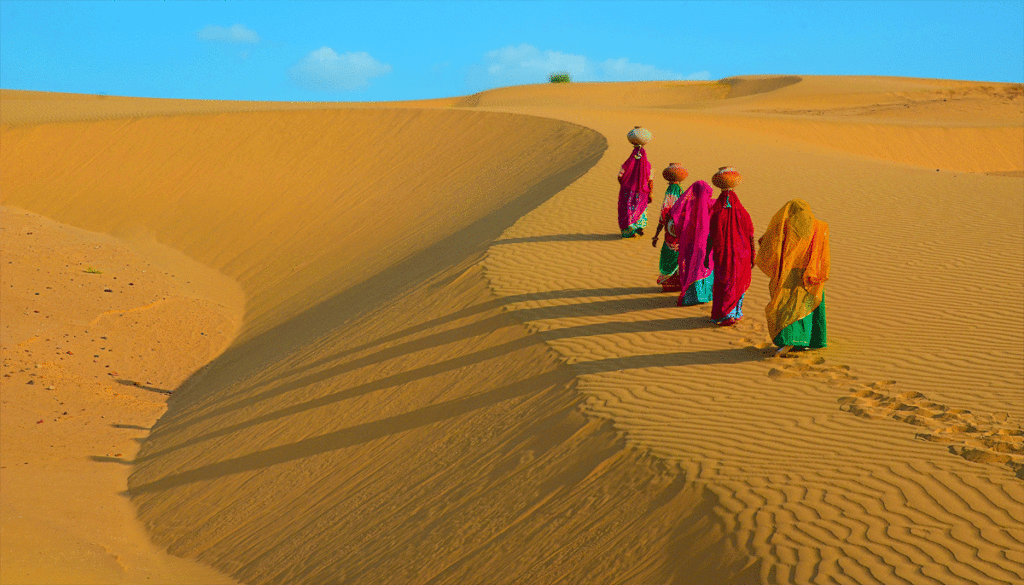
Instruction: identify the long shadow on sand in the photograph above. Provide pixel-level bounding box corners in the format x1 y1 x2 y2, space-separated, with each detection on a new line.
279 286 658 374
491 233 623 244
152 286 666 434
153 137 607 427
136 313 745 462
129 345 754 492
235 288 671 396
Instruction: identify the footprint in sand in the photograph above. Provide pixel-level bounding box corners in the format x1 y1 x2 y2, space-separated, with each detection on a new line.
723 318 1022 479
839 386 1024 479
766 351 858 385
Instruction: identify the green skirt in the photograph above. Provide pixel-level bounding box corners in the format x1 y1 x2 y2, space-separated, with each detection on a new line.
621 214 648 238
680 274 714 305
773 297 827 348
658 242 679 277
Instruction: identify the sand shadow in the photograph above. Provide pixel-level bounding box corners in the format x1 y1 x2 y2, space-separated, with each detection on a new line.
172 298 705 433
290 286 658 375
130 368 574 492
154 141 607 429
111 423 151 430
130 344 760 492
114 379 172 395
492 233 623 244
136 336 756 465
90 455 132 465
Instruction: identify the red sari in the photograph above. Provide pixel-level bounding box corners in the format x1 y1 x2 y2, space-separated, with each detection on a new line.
708 189 754 320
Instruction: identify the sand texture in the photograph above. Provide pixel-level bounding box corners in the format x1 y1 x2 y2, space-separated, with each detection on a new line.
1 76 1021 584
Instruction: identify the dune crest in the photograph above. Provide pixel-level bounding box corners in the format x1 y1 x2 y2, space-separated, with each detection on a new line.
2 75 1021 584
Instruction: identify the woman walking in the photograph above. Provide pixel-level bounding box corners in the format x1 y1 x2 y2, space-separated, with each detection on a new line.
666 180 715 305
617 127 653 238
704 167 755 326
651 163 688 291
755 199 830 356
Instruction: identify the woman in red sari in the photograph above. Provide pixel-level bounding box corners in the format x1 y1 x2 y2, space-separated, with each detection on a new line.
617 127 653 238
704 167 755 326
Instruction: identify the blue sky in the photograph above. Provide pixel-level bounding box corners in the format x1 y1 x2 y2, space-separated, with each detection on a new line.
1 1 1022 102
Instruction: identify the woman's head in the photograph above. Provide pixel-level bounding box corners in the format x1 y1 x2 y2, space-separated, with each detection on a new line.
783 199 815 238
691 180 714 199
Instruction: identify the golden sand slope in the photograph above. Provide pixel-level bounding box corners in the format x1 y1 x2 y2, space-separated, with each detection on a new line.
1 75 1021 585
1 207 241 584
477 77 1023 584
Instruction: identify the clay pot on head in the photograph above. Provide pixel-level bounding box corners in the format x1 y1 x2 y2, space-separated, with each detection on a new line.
627 126 652 146
663 163 689 183
712 166 742 189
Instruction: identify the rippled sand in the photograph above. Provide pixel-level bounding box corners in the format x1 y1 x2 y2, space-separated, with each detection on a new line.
1 76 1021 584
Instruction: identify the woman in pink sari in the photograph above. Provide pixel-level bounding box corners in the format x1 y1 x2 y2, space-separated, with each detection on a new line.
617 137 653 238
704 168 755 326
666 180 715 305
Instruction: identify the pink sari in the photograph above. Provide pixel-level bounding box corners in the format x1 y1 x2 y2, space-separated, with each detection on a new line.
617 147 651 236
667 180 715 291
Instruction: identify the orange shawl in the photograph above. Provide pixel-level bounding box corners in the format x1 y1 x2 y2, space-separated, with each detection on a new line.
755 199 830 339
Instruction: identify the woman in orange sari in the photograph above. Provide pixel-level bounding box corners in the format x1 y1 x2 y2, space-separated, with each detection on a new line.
755 199 830 355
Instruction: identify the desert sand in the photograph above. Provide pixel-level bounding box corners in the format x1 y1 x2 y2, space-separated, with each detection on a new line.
0 76 1021 584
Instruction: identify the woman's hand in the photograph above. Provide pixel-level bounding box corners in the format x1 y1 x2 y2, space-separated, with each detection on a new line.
651 235 659 248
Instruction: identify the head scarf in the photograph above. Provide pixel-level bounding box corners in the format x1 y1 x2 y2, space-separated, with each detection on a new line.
667 180 715 290
709 189 755 320
755 199 830 339
617 147 651 231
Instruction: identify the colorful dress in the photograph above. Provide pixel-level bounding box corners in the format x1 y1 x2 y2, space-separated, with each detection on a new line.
755 199 830 348
617 146 652 238
708 189 754 323
667 180 715 305
655 183 682 291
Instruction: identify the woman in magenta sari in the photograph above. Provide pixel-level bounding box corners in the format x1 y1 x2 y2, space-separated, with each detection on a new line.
617 128 653 238
704 168 755 326
666 180 715 305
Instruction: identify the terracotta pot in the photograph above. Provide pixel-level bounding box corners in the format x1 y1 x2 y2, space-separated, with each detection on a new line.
712 166 742 189
627 126 652 146
662 163 688 182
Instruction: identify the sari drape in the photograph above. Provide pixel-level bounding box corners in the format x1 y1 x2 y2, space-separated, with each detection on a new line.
617 147 651 237
708 190 754 320
668 180 715 292
656 183 682 288
755 199 830 340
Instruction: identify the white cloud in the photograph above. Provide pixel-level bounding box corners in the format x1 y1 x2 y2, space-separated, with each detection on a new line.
467 44 710 90
197 24 260 44
468 45 590 88
288 47 392 92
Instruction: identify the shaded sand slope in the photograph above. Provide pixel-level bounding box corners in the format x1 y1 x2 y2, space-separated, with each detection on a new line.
472 77 1023 583
1 105 596 340
2 96 758 583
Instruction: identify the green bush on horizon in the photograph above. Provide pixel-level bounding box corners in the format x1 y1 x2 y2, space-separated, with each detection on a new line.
549 72 571 84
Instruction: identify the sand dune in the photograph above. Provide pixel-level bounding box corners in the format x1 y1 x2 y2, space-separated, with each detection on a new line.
1 75 1021 584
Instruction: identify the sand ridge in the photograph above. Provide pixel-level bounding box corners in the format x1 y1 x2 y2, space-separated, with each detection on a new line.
475 78 1023 583
1 75 1021 584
